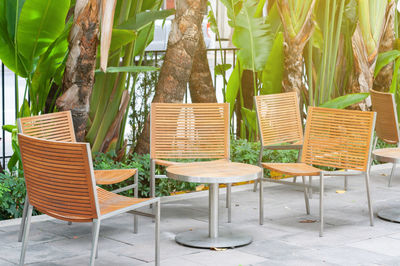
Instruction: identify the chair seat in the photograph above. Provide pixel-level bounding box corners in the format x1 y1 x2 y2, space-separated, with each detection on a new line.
373 148 400 163
94 169 136 185
261 163 321 176
97 187 150 216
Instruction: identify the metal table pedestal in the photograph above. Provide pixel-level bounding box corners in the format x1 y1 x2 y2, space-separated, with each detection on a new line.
175 183 252 248
377 208 400 223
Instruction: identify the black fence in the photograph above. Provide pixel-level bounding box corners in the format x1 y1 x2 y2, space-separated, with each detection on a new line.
0 47 238 169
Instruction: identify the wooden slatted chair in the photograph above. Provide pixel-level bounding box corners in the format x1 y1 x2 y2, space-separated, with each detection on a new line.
17 111 138 242
150 103 232 220
254 92 310 216
260 107 376 236
370 89 400 187
17 134 160 266
253 92 304 187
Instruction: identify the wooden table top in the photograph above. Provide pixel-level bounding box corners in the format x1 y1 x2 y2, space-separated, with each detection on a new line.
373 148 400 163
166 160 262 183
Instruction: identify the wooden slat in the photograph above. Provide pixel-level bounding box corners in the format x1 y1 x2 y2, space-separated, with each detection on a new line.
19 111 76 142
150 103 230 159
255 92 303 147
301 107 375 171
18 134 97 222
370 89 400 144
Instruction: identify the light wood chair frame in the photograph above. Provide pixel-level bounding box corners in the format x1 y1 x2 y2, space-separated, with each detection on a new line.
17 111 138 242
259 107 376 236
370 89 400 187
18 134 160 266
149 103 233 221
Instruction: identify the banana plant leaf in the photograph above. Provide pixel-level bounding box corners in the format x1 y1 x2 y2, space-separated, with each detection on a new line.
117 9 175 31
17 0 70 70
232 0 272 71
261 32 284 95
320 93 369 109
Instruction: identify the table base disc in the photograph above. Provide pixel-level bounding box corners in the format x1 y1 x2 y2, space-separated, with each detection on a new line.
175 229 252 249
377 208 400 223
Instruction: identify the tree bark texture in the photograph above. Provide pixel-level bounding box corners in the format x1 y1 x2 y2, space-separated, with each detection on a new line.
189 31 216 103
277 1 315 99
373 1 395 92
56 0 100 141
134 0 208 154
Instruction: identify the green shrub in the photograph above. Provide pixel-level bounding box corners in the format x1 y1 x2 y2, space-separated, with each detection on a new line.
93 152 198 197
0 169 27 220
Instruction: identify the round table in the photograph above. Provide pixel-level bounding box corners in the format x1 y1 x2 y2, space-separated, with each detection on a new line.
373 148 400 223
166 160 262 248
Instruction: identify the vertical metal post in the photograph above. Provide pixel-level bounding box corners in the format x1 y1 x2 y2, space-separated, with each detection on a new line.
209 183 219 239
2 64 5 169
214 50 217 89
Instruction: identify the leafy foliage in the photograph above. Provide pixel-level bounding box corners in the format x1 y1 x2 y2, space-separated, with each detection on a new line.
0 169 29 220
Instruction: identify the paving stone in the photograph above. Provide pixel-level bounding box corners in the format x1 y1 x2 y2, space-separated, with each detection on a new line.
0 165 399 265
0 258 16 266
300 246 394 266
138 257 201 266
28 251 145 266
181 249 268 266
347 236 400 257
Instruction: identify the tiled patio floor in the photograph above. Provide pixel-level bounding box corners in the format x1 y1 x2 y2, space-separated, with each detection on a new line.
1 164 400 265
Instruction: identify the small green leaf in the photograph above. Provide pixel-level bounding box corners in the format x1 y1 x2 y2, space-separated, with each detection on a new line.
374 50 400 78
109 29 137 52
320 93 369 109
215 64 232 75
2 124 17 132
117 9 175 31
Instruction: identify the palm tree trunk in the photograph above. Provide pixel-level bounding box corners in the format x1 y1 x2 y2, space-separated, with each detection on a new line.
373 1 395 92
56 0 100 141
134 0 208 154
189 31 216 103
277 0 315 98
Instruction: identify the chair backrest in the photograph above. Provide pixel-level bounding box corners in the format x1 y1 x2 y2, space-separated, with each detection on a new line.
18 111 76 142
150 103 230 160
301 107 376 172
370 89 400 144
18 133 98 222
255 92 303 147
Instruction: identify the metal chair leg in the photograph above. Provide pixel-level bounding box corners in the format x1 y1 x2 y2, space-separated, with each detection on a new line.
150 160 156 199
19 204 33 266
388 163 396 187
155 200 160 266
90 219 100 266
259 178 264 225
309 176 313 199
365 172 374 226
253 179 258 192
302 176 310 215
226 183 232 223
319 173 324 237
134 171 139 233
18 196 29 242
